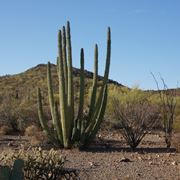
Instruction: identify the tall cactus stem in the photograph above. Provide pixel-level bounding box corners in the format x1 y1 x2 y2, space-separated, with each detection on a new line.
87 44 98 123
47 62 56 126
88 85 108 142
85 28 111 135
102 27 111 86
66 21 74 133
37 88 57 144
62 26 68 94
77 48 85 131
58 30 69 148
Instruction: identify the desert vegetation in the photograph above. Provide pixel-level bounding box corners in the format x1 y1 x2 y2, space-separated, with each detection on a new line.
0 148 78 179
0 21 179 179
112 88 160 149
151 74 177 148
37 21 111 148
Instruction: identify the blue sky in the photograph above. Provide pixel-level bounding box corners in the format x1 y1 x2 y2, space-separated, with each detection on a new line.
0 0 180 90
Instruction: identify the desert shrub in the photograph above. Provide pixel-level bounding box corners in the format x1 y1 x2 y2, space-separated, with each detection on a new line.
113 88 160 149
105 86 129 127
174 96 180 131
0 99 24 133
0 148 78 179
25 125 40 137
0 98 47 134
174 116 180 131
0 125 12 135
25 125 48 146
0 106 21 133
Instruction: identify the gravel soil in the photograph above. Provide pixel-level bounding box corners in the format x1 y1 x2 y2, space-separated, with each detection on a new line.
0 130 179 180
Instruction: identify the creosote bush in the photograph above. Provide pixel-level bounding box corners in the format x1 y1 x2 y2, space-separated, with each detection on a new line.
113 88 160 149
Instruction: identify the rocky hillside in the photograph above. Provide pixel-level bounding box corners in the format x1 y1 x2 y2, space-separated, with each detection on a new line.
0 64 124 104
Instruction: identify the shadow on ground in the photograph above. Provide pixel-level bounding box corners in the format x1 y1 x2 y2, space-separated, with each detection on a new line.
80 139 176 153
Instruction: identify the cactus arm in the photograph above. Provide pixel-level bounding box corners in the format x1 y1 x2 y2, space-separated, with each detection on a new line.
72 48 85 143
0 166 10 180
92 27 111 122
37 88 56 143
87 44 98 123
102 27 111 86
85 27 111 134
0 160 24 180
47 62 56 127
66 21 74 131
85 84 105 135
58 30 69 148
54 101 63 144
56 56 59 72
77 48 85 133
87 85 108 143
10 159 24 180
47 62 63 143
62 26 68 95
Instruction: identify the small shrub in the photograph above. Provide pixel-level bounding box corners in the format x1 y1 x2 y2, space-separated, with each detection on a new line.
0 125 12 135
113 88 160 149
25 125 40 137
30 132 48 146
25 125 47 146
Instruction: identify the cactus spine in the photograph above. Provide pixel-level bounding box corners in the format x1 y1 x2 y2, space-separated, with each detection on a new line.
38 21 111 148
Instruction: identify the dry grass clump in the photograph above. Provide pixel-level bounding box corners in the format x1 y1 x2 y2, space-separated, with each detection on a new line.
25 125 47 145
25 124 39 136
0 125 12 135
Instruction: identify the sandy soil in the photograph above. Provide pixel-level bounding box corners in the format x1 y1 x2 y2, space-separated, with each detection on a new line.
0 131 179 180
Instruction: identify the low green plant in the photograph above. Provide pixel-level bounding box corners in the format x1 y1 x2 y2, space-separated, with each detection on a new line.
0 148 78 179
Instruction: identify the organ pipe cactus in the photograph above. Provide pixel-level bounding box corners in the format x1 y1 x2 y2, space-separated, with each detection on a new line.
38 21 111 148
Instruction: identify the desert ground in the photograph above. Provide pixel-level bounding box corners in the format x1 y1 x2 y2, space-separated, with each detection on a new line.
0 130 179 180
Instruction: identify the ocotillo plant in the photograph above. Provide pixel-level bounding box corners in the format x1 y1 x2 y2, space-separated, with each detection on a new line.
38 21 111 148
151 73 176 148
